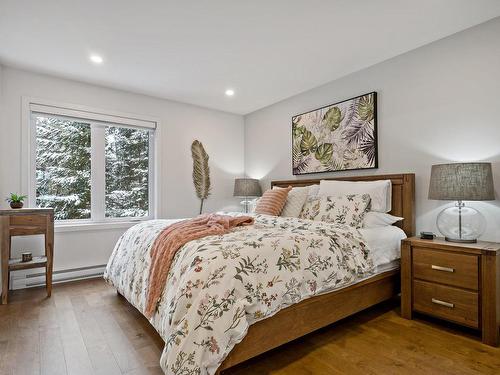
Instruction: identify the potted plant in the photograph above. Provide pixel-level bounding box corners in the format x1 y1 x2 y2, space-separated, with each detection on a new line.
6 193 27 209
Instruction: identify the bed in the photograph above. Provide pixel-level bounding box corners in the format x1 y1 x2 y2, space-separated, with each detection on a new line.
105 173 415 375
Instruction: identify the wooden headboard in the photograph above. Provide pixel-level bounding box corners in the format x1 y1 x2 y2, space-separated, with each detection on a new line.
271 173 415 237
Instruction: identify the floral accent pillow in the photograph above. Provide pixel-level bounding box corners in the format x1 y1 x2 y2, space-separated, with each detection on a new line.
299 194 371 228
299 196 321 220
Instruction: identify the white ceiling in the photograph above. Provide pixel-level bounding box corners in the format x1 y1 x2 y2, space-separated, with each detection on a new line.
1 1 499 115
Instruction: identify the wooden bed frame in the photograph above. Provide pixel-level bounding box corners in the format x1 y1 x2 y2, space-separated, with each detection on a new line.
117 173 415 373
215 173 415 374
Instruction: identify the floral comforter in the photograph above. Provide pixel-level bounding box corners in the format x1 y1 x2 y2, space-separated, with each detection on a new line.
104 214 374 375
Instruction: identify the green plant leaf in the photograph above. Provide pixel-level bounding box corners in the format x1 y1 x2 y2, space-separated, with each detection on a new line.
293 137 309 174
331 158 344 172
292 122 305 138
314 143 333 164
300 130 317 156
323 107 344 131
6 193 27 203
357 94 374 122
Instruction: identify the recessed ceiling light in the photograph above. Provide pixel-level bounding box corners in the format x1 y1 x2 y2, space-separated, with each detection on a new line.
225 89 235 97
90 54 103 64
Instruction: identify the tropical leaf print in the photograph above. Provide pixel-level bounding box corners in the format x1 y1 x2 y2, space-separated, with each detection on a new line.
359 132 376 165
357 94 374 122
342 117 373 147
293 147 310 174
331 158 345 172
292 118 305 137
292 130 312 174
314 143 333 165
341 94 376 165
291 92 376 174
323 106 344 131
299 129 318 156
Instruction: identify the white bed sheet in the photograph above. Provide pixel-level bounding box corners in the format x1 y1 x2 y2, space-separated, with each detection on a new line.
359 225 407 267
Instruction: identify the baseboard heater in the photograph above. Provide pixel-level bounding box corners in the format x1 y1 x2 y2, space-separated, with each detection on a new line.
10 264 107 290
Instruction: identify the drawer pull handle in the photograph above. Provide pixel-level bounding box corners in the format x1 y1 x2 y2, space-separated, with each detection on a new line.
431 265 454 273
432 298 455 308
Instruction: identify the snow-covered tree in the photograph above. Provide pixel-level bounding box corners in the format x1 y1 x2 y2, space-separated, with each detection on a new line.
35 116 91 220
105 126 149 217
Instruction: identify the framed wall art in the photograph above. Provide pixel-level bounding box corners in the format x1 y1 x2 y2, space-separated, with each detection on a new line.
292 92 377 175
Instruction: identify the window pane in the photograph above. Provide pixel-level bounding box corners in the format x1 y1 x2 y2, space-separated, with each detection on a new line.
35 115 91 220
105 126 150 218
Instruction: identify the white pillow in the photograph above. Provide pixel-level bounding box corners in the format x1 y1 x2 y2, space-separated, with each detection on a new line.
280 186 310 218
307 184 320 198
363 212 403 228
318 180 392 213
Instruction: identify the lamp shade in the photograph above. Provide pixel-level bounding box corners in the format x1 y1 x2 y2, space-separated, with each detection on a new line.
233 178 262 197
428 162 495 201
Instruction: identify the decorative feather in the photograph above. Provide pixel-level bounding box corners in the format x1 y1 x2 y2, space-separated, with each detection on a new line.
191 140 211 214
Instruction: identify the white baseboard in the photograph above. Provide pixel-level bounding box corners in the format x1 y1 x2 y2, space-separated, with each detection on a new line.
10 264 106 290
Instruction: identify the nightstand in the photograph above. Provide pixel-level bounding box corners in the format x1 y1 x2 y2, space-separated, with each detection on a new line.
0 208 54 304
401 237 500 346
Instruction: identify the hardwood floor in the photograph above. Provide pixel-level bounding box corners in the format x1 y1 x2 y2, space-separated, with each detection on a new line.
1 279 499 375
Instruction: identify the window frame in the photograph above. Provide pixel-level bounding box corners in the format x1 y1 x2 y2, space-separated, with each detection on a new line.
23 98 159 229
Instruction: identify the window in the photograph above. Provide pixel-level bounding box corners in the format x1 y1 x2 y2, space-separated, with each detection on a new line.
30 104 155 223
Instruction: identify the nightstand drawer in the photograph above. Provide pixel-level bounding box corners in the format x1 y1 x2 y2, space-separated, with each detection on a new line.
413 280 478 328
413 247 478 290
9 214 47 236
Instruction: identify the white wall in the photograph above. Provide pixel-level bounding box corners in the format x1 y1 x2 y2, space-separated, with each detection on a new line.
0 67 244 285
244 17 500 241
2 16 500 294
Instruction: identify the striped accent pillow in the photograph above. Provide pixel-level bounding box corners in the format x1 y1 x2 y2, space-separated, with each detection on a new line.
255 186 292 216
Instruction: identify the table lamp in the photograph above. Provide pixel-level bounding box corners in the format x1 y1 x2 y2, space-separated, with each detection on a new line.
233 178 262 213
428 162 495 243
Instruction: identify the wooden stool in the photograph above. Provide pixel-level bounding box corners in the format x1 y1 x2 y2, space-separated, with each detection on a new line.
1 208 54 304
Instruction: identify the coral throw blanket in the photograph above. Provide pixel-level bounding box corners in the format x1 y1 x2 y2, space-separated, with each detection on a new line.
145 214 254 317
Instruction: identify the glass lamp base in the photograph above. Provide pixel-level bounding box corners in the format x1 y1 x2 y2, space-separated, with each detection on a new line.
444 236 478 244
436 201 486 243
240 198 257 213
